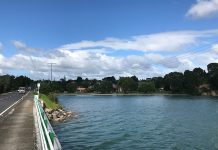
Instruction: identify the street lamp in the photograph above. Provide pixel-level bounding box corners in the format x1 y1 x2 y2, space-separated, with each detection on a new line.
37 83 40 97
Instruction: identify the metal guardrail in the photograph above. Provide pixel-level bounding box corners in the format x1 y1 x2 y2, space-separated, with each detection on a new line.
34 95 62 150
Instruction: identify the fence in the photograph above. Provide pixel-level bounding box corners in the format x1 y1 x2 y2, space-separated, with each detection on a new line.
34 95 62 150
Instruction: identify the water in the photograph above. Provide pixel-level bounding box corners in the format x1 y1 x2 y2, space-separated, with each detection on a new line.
52 95 218 150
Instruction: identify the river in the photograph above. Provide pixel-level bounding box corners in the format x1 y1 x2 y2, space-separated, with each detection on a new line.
52 95 218 150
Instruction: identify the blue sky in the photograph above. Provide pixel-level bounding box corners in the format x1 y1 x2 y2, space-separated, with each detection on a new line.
1 0 218 79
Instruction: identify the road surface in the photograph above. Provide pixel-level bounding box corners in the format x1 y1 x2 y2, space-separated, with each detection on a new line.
0 91 24 115
0 92 35 150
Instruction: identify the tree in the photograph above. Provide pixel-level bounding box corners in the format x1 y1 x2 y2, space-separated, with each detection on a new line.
99 81 113 93
164 72 184 93
207 63 218 89
89 79 97 86
14 75 32 87
102 76 116 84
207 63 218 74
118 77 136 93
93 81 101 92
66 83 77 93
0 75 13 93
51 81 64 93
193 67 207 84
76 76 83 86
183 70 199 95
0 84 4 94
81 78 90 88
138 82 156 93
40 82 52 95
131 76 139 91
0 75 33 94
152 77 164 89
131 75 139 82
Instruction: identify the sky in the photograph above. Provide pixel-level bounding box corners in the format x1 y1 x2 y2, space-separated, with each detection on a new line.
1 0 218 80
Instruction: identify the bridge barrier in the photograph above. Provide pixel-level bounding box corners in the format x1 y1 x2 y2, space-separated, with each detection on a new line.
34 95 62 150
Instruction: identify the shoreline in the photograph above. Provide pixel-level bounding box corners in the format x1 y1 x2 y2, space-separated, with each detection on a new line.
58 93 218 97
58 93 190 96
40 94 74 122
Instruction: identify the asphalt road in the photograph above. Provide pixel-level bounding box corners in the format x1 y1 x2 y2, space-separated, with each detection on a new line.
0 91 25 115
0 93 34 149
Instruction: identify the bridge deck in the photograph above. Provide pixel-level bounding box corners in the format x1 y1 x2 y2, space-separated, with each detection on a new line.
0 93 35 150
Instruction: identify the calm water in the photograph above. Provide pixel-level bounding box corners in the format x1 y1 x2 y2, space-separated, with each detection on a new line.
53 96 218 150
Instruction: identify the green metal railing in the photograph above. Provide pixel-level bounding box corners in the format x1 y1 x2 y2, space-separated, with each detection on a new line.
34 95 62 150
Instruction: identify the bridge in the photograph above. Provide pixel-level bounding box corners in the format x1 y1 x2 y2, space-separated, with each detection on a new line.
0 91 62 150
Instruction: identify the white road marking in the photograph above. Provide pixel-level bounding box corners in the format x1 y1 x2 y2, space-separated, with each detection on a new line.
8 108 15 115
0 91 29 116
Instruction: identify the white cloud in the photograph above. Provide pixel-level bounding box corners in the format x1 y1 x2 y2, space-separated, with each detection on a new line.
186 0 218 19
1 47 216 80
59 30 218 52
12 40 41 54
0 49 155 79
1 30 218 79
212 44 218 52
0 47 217 80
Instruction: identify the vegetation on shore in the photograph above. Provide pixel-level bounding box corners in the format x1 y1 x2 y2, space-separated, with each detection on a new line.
40 93 61 109
38 63 218 96
39 93 74 122
0 75 32 94
1 62 218 97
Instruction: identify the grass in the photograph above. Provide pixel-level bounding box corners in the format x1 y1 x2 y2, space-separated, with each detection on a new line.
40 94 61 109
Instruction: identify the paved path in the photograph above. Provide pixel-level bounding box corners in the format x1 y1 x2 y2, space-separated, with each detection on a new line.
0 93 35 150
0 92 24 114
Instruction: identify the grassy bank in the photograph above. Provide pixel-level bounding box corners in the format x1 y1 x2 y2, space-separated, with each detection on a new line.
40 94 61 109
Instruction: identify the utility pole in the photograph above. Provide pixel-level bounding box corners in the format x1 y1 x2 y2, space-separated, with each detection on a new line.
48 63 56 82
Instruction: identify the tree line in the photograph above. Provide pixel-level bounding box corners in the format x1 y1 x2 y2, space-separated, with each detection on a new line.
38 63 218 95
1 62 218 95
0 75 33 94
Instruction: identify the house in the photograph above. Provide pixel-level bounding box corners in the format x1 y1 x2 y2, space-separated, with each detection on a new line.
77 87 87 93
